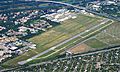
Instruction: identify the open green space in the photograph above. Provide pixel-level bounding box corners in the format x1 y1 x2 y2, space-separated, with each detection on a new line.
84 21 120 49
85 38 108 48
2 14 102 67
96 22 120 45
37 20 113 59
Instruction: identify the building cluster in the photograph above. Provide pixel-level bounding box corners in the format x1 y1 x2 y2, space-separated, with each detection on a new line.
13 10 40 25
0 9 54 36
17 47 120 72
0 36 36 62
6 20 51 37
87 0 118 12
0 8 77 38
80 10 95 17
88 1 116 10
41 9 77 22
0 6 76 63
0 10 40 24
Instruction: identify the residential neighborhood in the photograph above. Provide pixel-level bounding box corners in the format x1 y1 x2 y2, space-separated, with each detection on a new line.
0 36 36 62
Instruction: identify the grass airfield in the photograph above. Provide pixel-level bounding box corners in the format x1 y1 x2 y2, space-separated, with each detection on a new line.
3 13 112 67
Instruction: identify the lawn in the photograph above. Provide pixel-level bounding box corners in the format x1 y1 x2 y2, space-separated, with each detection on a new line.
96 22 120 46
84 21 120 49
2 14 102 67
85 38 107 48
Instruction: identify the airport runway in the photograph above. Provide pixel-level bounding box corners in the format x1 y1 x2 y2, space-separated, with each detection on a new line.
18 18 111 65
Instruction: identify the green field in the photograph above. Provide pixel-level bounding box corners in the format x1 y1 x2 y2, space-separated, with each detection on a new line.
84 21 120 49
37 20 113 58
2 14 103 67
85 38 108 48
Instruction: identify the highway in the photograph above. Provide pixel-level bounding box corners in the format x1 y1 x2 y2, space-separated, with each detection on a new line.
18 18 112 65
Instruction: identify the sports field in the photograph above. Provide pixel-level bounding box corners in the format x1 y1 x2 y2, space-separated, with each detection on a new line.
3 14 104 67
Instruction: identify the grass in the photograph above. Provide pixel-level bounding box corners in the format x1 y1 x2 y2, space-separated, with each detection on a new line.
26 19 114 65
38 20 113 58
96 22 120 45
2 14 102 67
85 38 107 48
84 21 120 49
